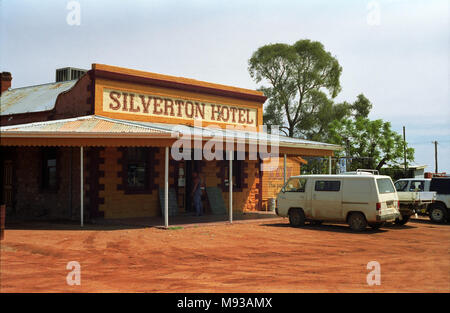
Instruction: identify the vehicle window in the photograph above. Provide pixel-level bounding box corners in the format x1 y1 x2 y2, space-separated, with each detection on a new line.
284 178 307 192
377 178 395 194
315 180 340 192
430 178 450 195
394 180 408 192
409 181 424 192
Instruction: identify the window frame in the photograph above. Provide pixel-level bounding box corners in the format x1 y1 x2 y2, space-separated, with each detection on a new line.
408 180 424 192
232 158 244 190
394 180 408 192
314 180 341 192
284 178 307 192
376 178 396 194
122 147 152 194
41 147 59 193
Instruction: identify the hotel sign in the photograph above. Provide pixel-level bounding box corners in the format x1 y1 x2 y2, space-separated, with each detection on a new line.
102 88 258 126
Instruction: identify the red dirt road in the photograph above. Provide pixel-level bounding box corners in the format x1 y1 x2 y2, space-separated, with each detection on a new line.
1 217 449 292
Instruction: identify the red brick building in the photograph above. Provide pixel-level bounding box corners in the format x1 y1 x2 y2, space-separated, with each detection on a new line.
0 64 340 225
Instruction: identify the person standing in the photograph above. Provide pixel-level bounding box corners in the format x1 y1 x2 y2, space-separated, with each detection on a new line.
191 172 203 216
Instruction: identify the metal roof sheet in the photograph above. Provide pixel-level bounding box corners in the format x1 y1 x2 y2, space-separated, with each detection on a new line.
0 115 342 150
111 118 342 150
0 115 172 135
0 80 77 116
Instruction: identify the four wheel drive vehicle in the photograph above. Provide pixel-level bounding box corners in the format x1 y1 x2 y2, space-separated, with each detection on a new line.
276 174 400 231
394 177 450 223
393 179 436 225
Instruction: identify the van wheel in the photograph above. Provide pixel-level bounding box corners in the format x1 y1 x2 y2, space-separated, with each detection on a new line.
289 209 305 227
348 213 367 232
369 222 384 229
429 204 447 224
395 215 410 225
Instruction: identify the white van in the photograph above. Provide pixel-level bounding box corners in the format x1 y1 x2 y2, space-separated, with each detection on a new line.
276 173 400 231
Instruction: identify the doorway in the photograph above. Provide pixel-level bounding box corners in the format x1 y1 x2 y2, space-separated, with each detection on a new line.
184 159 202 213
2 159 14 212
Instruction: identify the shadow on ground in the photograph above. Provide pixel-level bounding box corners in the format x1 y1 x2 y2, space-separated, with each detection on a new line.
261 221 419 234
408 217 450 226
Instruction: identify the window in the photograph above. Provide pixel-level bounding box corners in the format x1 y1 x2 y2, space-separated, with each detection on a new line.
315 180 340 192
394 180 408 192
430 178 450 195
377 178 395 194
284 178 307 192
42 148 58 191
409 180 424 192
232 159 243 189
223 151 244 190
126 148 148 190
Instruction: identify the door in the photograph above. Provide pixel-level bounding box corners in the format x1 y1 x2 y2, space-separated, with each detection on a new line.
279 177 308 215
184 159 202 212
185 160 193 212
3 160 13 210
311 179 342 220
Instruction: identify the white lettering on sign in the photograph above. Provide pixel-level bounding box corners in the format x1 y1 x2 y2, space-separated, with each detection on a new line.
102 89 258 126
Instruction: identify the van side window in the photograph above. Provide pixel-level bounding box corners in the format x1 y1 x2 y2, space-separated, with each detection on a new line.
285 178 307 192
315 180 340 192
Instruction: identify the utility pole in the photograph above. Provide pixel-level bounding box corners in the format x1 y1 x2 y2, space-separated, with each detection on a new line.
432 141 438 173
403 126 407 175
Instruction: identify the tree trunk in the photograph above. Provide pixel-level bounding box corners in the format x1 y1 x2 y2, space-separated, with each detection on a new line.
376 158 388 171
288 127 294 137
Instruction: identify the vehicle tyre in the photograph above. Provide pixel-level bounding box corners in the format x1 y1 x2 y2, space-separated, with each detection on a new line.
289 209 305 227
429 204 447 224
395 214 410 226
348 212 367 232
369 222 385 230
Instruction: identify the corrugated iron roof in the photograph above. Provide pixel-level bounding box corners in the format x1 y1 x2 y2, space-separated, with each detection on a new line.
0 80 77 116
0 115 342 150
0 115 172 136
111 118 342 150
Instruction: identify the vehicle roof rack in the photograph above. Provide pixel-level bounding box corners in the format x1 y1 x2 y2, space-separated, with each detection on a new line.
356 169 379 175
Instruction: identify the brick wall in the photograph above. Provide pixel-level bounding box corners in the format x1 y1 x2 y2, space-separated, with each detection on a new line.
3 146 294 220
5 146 88 220
99 147 170 218
261 156 302 210
98 148 262 218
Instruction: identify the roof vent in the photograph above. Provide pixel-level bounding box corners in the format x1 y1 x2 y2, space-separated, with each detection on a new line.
56 67 87 82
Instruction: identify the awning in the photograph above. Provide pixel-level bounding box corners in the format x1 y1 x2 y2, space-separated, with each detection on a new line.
0 115 342 155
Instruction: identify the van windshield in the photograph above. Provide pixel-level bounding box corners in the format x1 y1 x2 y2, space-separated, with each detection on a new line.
377 178 395 194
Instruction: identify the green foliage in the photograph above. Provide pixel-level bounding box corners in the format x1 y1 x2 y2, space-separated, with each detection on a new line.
328 117 415 171
249 39 415 172
248 39 343 137
352 94 372 119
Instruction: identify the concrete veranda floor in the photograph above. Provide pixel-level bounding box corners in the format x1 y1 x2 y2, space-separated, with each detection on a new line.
4 211 282 230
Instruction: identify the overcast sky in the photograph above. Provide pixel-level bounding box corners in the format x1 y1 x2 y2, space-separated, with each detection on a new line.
1 0 449 172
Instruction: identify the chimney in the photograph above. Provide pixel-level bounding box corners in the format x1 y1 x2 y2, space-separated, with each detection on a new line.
1 72 12 95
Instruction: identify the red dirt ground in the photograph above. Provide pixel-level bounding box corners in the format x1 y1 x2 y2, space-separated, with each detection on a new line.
1 217 449 293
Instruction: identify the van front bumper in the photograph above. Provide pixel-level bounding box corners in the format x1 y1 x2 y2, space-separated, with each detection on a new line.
376 211 400 222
